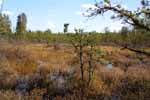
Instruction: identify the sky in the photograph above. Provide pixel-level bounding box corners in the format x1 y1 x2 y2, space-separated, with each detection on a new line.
0 0 140 32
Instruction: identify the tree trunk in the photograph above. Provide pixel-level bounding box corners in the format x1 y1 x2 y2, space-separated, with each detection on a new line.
79 44 84 81
88 45 93 85
121 46 150 57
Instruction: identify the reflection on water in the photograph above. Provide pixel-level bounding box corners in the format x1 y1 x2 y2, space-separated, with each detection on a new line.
107 63 113 69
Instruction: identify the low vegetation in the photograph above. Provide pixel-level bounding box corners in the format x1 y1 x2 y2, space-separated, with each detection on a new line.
0 41 149 100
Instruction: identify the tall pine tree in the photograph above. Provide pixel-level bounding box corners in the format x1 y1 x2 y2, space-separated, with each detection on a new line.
16 13 27 35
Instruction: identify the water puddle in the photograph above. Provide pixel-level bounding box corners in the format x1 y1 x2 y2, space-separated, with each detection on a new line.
106 63 113 69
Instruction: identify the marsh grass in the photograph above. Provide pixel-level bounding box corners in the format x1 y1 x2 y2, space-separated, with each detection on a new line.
0 43 149 100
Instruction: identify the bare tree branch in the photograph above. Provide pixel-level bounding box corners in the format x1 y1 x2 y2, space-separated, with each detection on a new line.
86 0 150 31
121 46 150 57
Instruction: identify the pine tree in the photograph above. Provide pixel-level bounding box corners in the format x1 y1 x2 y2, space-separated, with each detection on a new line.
0 14 11 35
16 13 27 35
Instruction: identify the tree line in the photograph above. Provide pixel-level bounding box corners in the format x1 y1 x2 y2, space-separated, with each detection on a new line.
0 10 150 50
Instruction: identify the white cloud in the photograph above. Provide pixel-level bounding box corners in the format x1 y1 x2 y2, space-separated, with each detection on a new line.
0 0 3 5
0 0 5 6
108 21 123 32
122 4 128 9
48 21 56 32
82 3 99 10
76 3 99 17
75 11 83 16
2 10 14 16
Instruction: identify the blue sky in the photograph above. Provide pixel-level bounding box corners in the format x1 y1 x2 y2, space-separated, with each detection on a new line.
1 0 139 32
